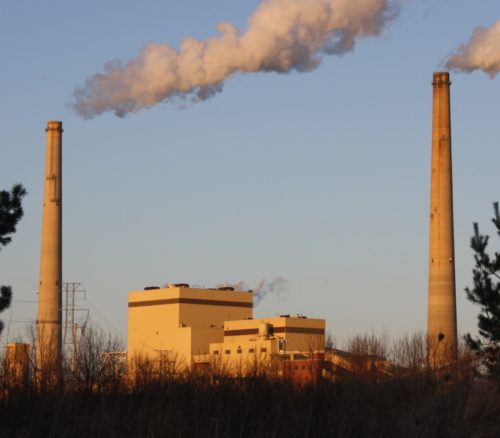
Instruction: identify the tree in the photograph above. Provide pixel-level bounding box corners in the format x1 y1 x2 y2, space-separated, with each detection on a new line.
0 183 27 335
465 202 500 378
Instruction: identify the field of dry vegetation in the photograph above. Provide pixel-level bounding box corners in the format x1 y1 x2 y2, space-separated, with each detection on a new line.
1 329 500 437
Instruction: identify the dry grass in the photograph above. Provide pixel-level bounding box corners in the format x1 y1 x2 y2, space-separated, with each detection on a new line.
1 330 499 437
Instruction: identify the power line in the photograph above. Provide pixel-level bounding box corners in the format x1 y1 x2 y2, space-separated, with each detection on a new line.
84 296 123 337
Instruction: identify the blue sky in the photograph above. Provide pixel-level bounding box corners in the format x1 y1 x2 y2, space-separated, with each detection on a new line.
1 0 499 346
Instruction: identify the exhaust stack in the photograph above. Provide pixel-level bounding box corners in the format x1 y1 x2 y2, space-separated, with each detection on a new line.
36 121 63 383
427 72 458 366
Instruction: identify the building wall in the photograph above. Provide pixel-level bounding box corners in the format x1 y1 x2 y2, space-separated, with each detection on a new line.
223 317 325 352
128 288 181 358
178 287 253 327
210 338 277 374
127 285 253 366
191 327 224 356
209 317 326 375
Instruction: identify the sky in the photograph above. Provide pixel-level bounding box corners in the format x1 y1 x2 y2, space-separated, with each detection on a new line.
1 0 499 348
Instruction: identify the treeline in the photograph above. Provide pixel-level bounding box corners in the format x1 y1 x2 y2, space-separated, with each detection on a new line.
1 330 499 437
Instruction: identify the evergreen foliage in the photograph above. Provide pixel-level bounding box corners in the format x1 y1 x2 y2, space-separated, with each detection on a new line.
465 202 500 377
0 183 27 335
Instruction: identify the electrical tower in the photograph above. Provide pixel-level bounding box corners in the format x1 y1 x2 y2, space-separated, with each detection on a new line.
62 282 88 359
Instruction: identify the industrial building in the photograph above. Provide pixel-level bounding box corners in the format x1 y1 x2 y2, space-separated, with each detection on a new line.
128 283 325 378
5 343 31 388
210 315 325 374
127 284 252 366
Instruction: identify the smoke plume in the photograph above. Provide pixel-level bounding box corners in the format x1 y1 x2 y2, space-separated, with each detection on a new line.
72 0 398 118
445 20 500 78
217 277 288 306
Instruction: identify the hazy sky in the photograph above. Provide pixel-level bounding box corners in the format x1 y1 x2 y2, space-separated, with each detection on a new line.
1 0 499 347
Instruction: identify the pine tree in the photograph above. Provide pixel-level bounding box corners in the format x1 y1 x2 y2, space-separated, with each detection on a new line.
465 202 500 378
0 183 27 335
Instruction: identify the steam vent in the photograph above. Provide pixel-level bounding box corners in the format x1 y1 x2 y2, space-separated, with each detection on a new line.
427 72 458 366
36 121 63 382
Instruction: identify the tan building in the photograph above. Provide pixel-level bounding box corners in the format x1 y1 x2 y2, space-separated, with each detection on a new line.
209 316 325 376
127 284 253 367
5 343 31 387
127 284 326 379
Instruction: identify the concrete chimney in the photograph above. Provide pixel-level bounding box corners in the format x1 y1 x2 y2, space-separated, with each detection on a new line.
36 121 63 382
427 72 458 366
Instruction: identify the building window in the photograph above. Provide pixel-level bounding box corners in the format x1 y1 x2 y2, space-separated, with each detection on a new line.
213 350 219 355
261 348 267 353
237 349 242 354
225 350 231 355
248 348 254 353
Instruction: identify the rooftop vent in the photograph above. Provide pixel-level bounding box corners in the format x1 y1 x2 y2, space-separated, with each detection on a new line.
170 283 189 288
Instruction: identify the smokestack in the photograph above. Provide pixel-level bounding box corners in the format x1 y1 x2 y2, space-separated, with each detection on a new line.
36 121 63 383
427 73 458 366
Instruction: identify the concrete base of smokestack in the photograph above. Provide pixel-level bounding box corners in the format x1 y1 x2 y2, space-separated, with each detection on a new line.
36 121 63 387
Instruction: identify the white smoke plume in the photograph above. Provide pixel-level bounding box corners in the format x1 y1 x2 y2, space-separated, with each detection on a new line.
72 0 398 118
253 277 288 305
216 277 288 306
445 20 500 78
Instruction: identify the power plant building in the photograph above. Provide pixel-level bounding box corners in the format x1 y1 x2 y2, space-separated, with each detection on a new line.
128 284 253 367
210 316 325 375
128 284 325 376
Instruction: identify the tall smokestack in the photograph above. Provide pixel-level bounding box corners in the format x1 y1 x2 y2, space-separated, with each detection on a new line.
36 121 63 383
427 72 458 366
